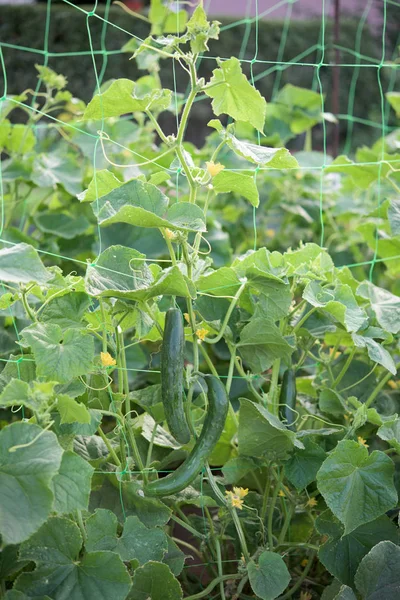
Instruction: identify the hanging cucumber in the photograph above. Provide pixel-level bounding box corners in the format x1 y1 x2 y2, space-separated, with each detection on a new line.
161 308 191 445
145 375 229 497
279 368 297 431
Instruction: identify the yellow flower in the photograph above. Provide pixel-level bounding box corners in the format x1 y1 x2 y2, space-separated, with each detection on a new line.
266 228 275 238
358 436 369 448
306 497 318 508
195 328 209 341
100 351 116 367
300 591 312 600
388 380 398 390
225 487 249 510
183 313 190 324
206 161 225 177
233 487 249 499
278 490 285 497
300 559 308 567
164 228 175 240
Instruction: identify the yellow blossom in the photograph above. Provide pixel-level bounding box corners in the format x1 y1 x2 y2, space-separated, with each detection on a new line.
100 351 116 367
225 487 249 510
300 592 312 600
306 497 318 508
300 559 308 567
206 161 225 177
164 228 175 240
358 436 369 448
388 380 398 390
278 490 285 497
266 228 275 238
196 328 209 341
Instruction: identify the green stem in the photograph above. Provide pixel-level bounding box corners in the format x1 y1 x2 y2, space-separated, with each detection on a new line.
184 575 241 600
291 306 317 334
205 464 250 563
171 537 205 562
126 421 148 484
145 110 170 145
332 347 356 388
226 344 236 395
20 288 36 321
142 301 164 336
267 468 284 551
76 510 87 545
215 536 227 600
170 514 205 540
145 419 158 472
99 299 108 353
97 426 121 467
203 282 246 344
117 327 130 418
162 230 177 266
365 362 400 408
235 357 264 403
269 359 281 416
277 503 294 546
175 145 197 203
261 471 271 522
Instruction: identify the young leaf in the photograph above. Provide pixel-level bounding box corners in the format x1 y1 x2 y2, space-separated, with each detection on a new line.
130 561 182 600
247 551 291 600
355 541 400 600
0 243 51 285
213 170 259 207
357 281 400 334
78 169 123 203
83 79 172 119
0 422 63 545
317 440 397 534
351 334 396 375
40 291 91 330
57 395 91 424
15 517 131 600
377 416 400 453
20 323 95 384
86 509 168 565
238 398 296 459
204 58 267 132
52 451 94 513
85 246 196 301
285 438 326 490
237 317 294 374
91 178 206 232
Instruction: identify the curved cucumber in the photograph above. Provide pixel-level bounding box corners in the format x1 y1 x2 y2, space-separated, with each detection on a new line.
161 308 191 445
145 375 229 497
279 368 297 431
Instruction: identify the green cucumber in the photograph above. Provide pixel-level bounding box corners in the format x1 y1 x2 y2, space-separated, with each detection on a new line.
161 308 191 445
145 375 229 497
279 368 296 431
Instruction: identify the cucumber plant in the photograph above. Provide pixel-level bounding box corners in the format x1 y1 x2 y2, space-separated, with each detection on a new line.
0 3 400 600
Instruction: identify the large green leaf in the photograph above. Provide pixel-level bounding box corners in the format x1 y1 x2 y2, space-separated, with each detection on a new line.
130 561 182 600
78 169 123 203
85 245 196 300
238 317 294 373
52 451 94 513
316 440 397 534
0 243 51 285
40 291 91 330
0 379 54 414
34 212 90 240
304 283 368 333
0 422 63 544
285 438 326 490
204 58 266 132
316 511 398 587
20 323 95 384
355 541 400 600
91 179 205 232
83 78 172 119
15 517 131 600
213 170 259 207
32 152 83 196
86 509 167 565
238 398 296 459
247 551 291 600
197 266 242 297
357 281 400 334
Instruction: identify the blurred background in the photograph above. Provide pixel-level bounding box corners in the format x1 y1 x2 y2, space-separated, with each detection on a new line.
0 0 399 152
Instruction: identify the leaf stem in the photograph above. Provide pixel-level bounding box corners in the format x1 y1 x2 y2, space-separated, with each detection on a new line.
184 574 241 600
332 347 356 388
365 361 400 408
97 425 121 467
203 281 246 345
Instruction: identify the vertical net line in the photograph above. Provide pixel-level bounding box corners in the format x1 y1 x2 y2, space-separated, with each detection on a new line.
316 0 327 246
249 0 260 251
369 0 388 282
271 0 294 99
